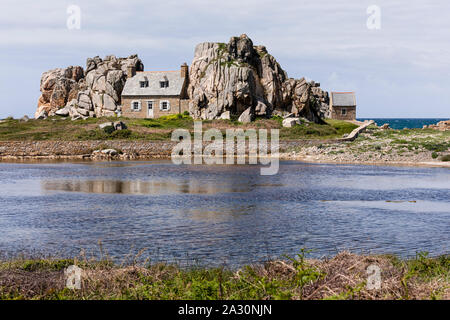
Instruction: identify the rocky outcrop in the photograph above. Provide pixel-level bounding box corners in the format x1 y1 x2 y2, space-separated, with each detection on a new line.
36 66 84 118
423 120 450 131
187 34 327 123
36 55 143 119
36 35 330 123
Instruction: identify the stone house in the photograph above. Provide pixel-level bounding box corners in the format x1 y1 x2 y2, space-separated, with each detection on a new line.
329 92 356 120
121 63 190 118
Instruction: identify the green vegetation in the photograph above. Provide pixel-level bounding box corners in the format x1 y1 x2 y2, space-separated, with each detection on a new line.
130 113 194 129
348 127 450 156
0 116 358 142
0 251 447 300
278 119 358 140
257 50 268 59
220 60 239 68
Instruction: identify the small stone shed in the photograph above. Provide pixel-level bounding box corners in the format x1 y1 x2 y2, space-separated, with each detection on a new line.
329 92 357 120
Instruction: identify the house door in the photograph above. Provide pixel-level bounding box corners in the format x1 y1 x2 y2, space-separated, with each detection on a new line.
147 101 154 118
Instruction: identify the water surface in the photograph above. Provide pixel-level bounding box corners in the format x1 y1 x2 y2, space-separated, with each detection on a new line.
0 161 448 266
357 118 447 129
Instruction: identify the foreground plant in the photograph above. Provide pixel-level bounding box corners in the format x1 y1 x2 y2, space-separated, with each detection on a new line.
0 251 448 300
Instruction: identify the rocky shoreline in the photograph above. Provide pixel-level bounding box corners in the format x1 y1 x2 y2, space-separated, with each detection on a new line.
0 138 448 168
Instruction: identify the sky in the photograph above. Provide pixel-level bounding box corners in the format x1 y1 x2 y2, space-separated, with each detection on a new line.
0 0 449 118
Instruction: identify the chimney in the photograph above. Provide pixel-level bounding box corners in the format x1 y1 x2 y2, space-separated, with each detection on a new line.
127 65 136 79
181 62 189 79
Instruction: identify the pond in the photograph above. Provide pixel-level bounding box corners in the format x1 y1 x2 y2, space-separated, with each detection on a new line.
0 160 448 266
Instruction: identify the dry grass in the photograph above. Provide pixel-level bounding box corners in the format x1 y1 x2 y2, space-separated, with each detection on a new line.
0 251 448 300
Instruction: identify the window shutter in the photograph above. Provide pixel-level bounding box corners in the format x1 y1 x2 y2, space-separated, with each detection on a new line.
167 101 171 111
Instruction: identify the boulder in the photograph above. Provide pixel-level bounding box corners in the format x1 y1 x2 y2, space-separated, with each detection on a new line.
238 107 253 123
19 115 30 122
55 107 70 117
101 149 118 155
113 121 127 130
36 110 48 120
219 111 231 120
99 122 114 129
381 123 390 130
282 118 300 128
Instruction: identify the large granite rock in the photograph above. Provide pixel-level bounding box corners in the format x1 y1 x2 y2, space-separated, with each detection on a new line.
36 36 329 123
35 66 84 118
36 55 143 119
187 34 327 123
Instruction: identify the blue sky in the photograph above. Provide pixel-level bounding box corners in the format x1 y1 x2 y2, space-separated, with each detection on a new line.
0 0 449 118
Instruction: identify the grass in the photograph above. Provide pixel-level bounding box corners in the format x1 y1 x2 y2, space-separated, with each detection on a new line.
0 251 447 300
350 127 450 155
0 116 358 142
274 117 358 140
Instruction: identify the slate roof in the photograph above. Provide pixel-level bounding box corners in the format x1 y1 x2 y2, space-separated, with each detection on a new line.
122 71 185 96
331 92 356 107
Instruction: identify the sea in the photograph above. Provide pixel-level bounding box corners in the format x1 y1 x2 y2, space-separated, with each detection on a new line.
356 118 448 130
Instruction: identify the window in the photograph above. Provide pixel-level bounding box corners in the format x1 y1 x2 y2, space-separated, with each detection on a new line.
160 100 170 111
160 81 169 88
140 81 148 88
132 101 141 111
341 108 347 115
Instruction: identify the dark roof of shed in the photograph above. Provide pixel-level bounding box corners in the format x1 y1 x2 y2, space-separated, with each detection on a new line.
331 92 356 106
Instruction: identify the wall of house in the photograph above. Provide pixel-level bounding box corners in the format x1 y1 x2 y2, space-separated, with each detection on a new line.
121 96 190 118
330 106 356 120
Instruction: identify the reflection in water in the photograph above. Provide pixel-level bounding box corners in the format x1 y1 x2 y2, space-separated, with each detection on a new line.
42 179 253 195
0 161 448 266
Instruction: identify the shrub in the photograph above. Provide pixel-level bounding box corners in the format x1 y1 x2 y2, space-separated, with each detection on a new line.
422 142 450 152
440 154 450 162
432 152 439 159
110 129 132 139
76 129 107 140
103 125 115 135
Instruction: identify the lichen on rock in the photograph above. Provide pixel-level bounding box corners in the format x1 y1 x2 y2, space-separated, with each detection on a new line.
187 34 328 123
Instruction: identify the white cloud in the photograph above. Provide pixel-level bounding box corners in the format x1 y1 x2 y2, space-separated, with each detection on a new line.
0 0 449 117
